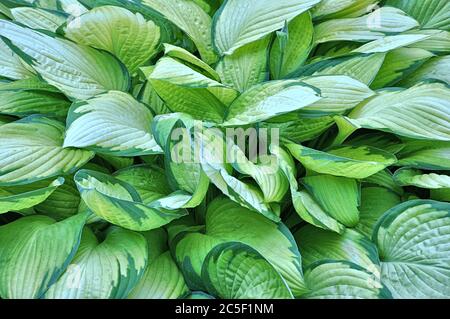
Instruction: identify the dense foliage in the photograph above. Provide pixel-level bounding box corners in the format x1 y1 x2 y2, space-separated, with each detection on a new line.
0 0 449 299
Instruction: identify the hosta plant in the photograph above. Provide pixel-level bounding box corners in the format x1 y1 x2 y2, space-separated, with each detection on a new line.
0 0 449 299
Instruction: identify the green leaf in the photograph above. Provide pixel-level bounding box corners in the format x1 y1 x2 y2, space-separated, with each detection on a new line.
216 35 271 92
0 81 71 118
64 6 160 74
295 225 380 272
397 140 450 170
128 251 189 299
141 0 217 64
312 0 379 20
399 56 450 86
213 0 320 55
374 200 450 298
302 175 360 227
286 144 397 179
202 242 293 299
64 91 162 156
345 132 405 155
261 116 334 144
115 165 172 205
303 261 391 299
196 128 278 221
0 177 64 214
394 168 450 189
270 12 313 79
408 30 450 53
34 177 81 220
346 82 450 141
0 20 129 100
314 7 419 45
0 38 35 80
74 169 188 231
353 33 433 54
293 53 386 85
431 188 450 202
45 226 148 299
11 7 66 32
271 144 346 233
386 0 450 30
0 212 88 298
172 232 222 291
370 47 435 89
299 75 375 116
149 57 237 122
206 197 307 296
163 43 219 81
0 116 93 186
362 169 404 195
356 187 402 238
222 80 321 126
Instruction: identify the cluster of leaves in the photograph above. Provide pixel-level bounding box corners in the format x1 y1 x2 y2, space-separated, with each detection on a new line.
0 0 449 299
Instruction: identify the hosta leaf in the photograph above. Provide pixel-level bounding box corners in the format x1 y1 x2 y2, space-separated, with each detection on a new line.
206 197 307 296
151 113 210 208
0 116 93 186
74 169 188 231
286 144 397 179
0 38 35 80
45 226 147 299
172 232 222 290
386 0 450 30
0 80 71 118
114 165 172 205
362 169 404 195
195 128 278 221
271 144 346 233
64 6 160 74
0 212 88 298
202 242 293 299
293 53 386 85
314 7 419 45
355 187 402 238
222 80 321 126
149 57 237 122
163 43 219 81
0 177 64 214
216 35 271 92
64 91 162 156
353 33 433 54
128 251 188 299
345 82 450 141
302 175 360 227
0 20 129 100
394 168 450 189
345 132 405 155
399 56 450 86
295 225 380 272
396 140 450 170
299 75 374 116
262 116 334 144
270 12 313 79
213 0 320 55
408 30 450 53
141 0 217 64
431 188 450 202
303 261 391 299
34 178 81 220
312 0 379 20
11 7 66 32
374 200 450 298
370 47 434 89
